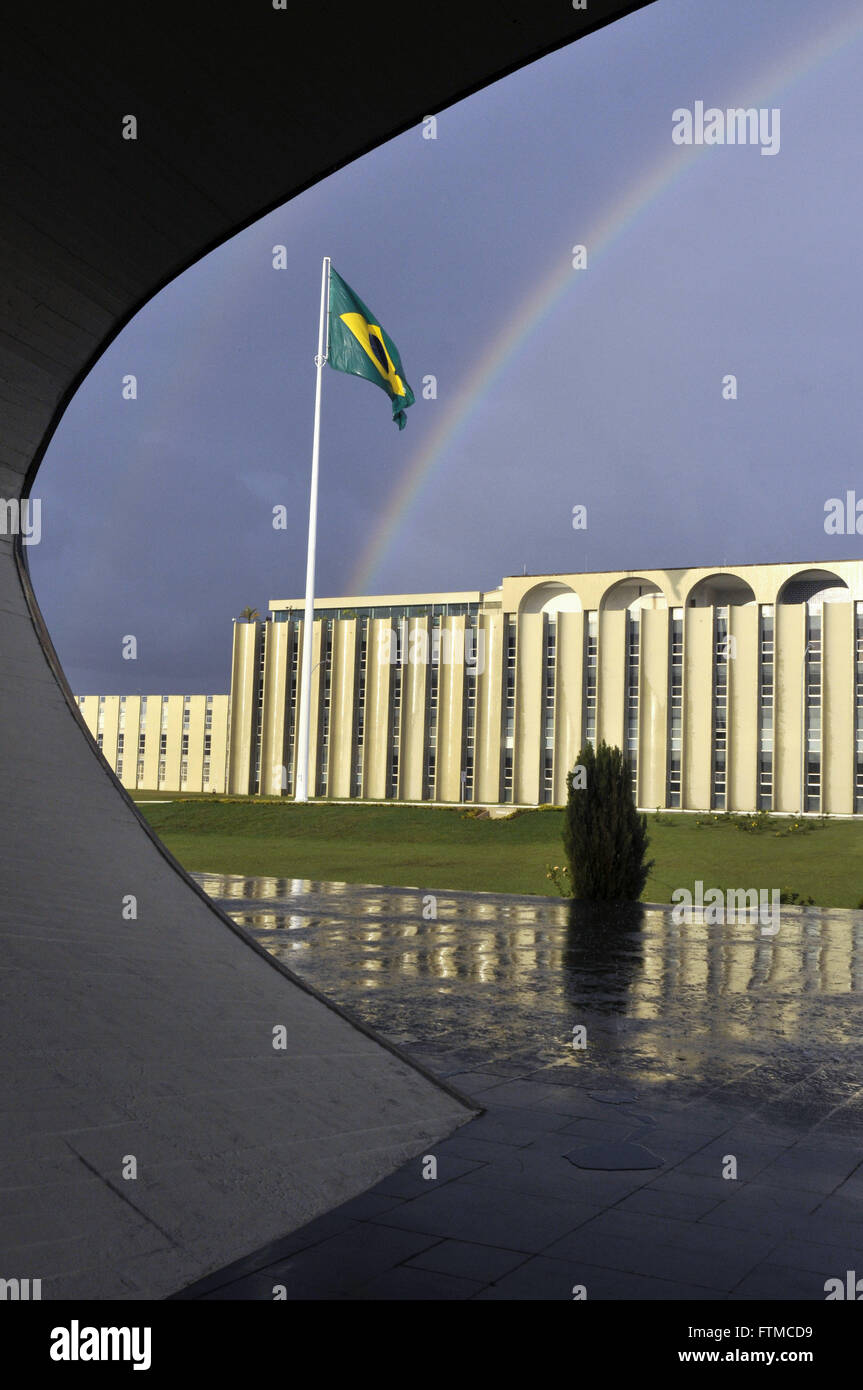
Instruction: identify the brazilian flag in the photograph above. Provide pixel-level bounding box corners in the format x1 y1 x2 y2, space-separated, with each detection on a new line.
327 267 415 429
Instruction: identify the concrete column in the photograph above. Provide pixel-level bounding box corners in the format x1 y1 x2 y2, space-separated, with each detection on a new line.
121 696 140 791
363 618 392 800
598 607 625 752
228 621 259 793
209 696 230 793
401 617 429 801
101 697 120 774
823 599 855 814
185 695 206 792
639 607 669 810
553 610 583 803
305 619 324 797
683 607 712 810
163 696 184 791
260 620 290 796
728 604 758 812
328 618 358 800
141 696 160 789
436 616 466 803
475 611 503 804
285 619 301 796
79 696 98 738
774 601 806 813
514 612 542 805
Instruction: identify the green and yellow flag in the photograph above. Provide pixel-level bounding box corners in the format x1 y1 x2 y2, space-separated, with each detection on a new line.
327 267 415 429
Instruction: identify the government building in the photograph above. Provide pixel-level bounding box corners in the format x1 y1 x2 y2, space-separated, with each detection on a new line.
77 559 863 815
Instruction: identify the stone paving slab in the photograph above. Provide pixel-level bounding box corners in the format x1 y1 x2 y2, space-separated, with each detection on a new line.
369 1185 600 1252
348 1266 482 1300
473 1256 724 1301
405 1238 527 1282
183 879 863 1301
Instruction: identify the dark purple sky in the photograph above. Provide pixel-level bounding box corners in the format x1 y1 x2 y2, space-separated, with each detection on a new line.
29 0 863 694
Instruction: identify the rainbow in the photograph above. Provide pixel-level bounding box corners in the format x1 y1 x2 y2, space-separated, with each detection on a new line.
350 4 863 594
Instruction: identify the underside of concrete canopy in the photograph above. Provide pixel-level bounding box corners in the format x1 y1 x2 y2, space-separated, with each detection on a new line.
0 1 654 1298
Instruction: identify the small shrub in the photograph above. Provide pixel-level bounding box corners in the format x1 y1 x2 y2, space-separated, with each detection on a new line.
546 864 570 896
779 887 815 905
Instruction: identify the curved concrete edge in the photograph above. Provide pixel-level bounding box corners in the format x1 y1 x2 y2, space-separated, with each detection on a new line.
0 541 479 1301
1 3 656 1302
14 539 481 1119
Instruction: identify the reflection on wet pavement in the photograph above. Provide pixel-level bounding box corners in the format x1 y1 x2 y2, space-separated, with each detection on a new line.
183 875 863 1301
195 874 863 1110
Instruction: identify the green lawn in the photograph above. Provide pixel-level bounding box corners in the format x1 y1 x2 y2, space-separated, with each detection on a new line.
136 798 863 907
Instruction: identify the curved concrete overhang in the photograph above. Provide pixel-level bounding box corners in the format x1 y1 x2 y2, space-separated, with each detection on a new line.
683 572 757 608
500 561 863 615
1 1 656 1299
599 575 668 611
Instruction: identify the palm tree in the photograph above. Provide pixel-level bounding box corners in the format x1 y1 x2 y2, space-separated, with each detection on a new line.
238 606 260 622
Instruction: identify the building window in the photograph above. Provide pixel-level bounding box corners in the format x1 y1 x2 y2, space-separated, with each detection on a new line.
540 616 556 803
317 620 333 796
666 608 683 807
503 617 517 801
503 747 513 800
583 610 598 750
711 606 728 810
462 622 478 802
426 658 439 800
758 605 774 810
625 610 640 800
390 620 403 798
283 626 299 794
805 604 822 813
116 759 123 778
354 619 368 796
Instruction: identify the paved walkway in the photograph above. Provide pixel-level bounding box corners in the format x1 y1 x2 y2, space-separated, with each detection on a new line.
180 880 863 1300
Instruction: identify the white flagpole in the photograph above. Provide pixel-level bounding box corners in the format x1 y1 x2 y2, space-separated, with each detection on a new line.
295 255 330 803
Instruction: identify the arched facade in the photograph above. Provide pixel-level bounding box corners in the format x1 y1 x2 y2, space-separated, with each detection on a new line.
519 581 583 615
81 557 863 817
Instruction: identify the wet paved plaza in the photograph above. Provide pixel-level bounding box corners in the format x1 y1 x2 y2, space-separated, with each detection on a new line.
180 877 863 1300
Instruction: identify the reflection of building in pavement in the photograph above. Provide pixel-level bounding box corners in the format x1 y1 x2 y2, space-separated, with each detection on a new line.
198 874 863 1088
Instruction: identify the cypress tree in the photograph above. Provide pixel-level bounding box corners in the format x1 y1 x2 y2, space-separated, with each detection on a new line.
562 741 654 901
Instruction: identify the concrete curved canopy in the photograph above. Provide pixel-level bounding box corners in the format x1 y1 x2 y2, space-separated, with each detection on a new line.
519 581 583 615
1 0 655 1299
